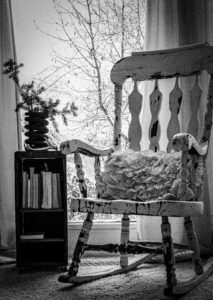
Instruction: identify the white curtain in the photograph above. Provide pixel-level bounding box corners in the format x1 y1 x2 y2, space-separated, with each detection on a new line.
137 0 213 248
0 0 21 249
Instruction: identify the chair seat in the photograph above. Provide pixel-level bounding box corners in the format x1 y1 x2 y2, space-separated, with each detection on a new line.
70 197 203 217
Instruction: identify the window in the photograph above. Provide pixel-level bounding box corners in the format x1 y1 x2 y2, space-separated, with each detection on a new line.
12 0 145 226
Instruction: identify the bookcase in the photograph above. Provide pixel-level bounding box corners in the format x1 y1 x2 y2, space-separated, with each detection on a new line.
15 151 68 270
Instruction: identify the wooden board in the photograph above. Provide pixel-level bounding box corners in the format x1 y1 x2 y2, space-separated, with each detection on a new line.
172 257 213 296
58 253 156 284
70 198 203 217
111 43 213 85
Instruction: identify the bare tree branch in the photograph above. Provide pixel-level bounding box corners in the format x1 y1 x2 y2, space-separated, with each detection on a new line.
37 0 145 147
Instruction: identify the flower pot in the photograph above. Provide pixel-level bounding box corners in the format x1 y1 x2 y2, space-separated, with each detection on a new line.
24 111 50 150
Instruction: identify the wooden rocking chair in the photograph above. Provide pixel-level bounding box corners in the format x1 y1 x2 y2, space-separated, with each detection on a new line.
58 43 213 296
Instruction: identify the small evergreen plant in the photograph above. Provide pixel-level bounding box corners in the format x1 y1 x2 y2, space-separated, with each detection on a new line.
3 59 78 131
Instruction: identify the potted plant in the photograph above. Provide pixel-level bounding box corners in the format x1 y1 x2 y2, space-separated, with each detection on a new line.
3 59 78 150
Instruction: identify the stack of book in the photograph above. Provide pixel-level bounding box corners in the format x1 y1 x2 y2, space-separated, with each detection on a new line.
20 232 44 240
22 168 62 209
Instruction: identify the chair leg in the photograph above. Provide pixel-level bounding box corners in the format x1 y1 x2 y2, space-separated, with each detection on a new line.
184 216 204 275
68 212 94 277
161 216 177 294
120 213 130 268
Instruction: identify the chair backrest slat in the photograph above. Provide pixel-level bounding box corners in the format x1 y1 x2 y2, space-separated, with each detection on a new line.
94 156 101 198
128 80 142 151
114 84 122 150
201 74 213 143
167 77 183 152
74 152 87 198
148 80 162 152
111 43 213 153
187 75 202 139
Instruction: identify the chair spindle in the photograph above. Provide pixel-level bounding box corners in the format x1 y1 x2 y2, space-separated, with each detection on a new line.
167 77 183 152
94 156 102 198
187 75 202 139
74 151 87 198
161 216 177 293
120 213 130 268
114 84 122 150
128 80 142 151
149 80 162 152
184 216 204 275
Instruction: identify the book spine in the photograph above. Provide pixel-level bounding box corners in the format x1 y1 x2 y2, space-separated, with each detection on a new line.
27 179 31 208
46 172 52 208
41 171 47 208
22 171 28 208
52 173 58 208
33 174 39 208
25 173 29 208
41 172 52 208
29 167 35 208
38 173 42 208
56 173 62 208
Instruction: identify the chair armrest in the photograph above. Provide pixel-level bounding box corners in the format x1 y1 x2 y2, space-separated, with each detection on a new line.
171 133 207 201
172 133 208 156
60 139 113 157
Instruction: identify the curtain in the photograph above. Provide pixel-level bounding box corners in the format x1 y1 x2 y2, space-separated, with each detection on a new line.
0 0 21 249
137 0 213 247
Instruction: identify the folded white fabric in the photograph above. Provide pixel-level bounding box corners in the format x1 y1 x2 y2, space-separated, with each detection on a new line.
99 149 194 201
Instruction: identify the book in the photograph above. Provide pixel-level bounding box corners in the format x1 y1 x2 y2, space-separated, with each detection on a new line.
56 173 62 208
38 173 42 208
20 232 44 240
27 178 31 208
29 167 35 208
41 171 47 208
41 171 52 209
52 173 58 208
22 171 28 208
33 174 39 208
46 172 52 208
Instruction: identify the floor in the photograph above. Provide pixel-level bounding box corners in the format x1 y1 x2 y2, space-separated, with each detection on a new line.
0 252 213 300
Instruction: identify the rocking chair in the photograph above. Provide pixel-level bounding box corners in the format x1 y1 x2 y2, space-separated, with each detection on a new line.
58 43 213 296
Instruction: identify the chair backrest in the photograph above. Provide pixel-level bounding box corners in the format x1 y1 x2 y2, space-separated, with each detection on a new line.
110 43 213 154
61 43 213 201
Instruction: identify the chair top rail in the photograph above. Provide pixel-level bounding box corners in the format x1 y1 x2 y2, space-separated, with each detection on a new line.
111 43 213 85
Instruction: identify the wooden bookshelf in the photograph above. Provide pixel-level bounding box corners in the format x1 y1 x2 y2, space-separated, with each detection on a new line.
15 151 68 270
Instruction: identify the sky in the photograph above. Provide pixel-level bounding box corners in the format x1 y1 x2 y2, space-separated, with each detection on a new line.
11 0 55 82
